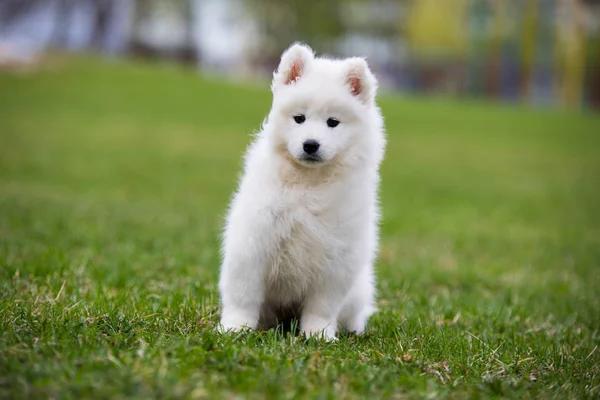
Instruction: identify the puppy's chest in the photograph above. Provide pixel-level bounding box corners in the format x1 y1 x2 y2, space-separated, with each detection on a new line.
266 199 344 296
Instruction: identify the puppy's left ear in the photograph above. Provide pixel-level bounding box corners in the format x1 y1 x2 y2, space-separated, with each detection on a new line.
344 57 378 104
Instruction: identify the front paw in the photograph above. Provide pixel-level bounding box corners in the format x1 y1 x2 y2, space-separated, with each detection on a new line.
342 313 368 335
219 307 258 333
301 314 337 342
302 328 338 342
217 322 253 334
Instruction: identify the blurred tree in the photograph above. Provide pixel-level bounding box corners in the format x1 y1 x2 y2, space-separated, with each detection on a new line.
0 0 38 26
131 0 195 62
405 0 468 94
405 0 467 57
520 0 538 103
244 0 352 65
487 0 507 97
555 0 586 109
586 20 600 109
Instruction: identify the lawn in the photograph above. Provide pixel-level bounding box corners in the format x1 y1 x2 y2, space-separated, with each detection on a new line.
0 57 599 399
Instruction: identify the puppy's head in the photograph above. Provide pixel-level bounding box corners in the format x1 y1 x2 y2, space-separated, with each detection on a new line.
268 43 380 169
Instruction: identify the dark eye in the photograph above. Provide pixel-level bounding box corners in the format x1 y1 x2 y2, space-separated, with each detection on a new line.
293 114 306 124
326 118 340 128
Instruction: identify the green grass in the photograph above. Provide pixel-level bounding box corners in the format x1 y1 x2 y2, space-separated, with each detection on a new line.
0 57 599 399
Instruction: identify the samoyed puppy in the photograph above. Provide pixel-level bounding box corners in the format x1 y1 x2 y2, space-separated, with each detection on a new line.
218 43 386 340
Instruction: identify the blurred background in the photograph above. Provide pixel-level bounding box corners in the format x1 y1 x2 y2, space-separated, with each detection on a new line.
1 5 599 397
1 0 599 110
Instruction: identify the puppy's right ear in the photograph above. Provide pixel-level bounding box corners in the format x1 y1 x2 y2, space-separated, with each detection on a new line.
272 43 314 90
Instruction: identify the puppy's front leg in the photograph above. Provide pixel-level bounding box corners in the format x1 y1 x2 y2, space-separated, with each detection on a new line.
301 284 348 341
219 215 271 332
219 255 265 332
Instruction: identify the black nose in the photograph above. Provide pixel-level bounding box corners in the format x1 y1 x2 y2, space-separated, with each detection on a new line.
303 140 320 154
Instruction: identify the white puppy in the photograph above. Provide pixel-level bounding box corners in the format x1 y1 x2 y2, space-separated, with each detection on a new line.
218 43 386 340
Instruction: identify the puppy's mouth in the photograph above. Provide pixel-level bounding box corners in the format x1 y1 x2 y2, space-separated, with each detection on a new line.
299 154 323 164
280 145 328 167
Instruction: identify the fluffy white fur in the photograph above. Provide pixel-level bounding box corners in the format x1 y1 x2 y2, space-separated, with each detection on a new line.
218 43 386 341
